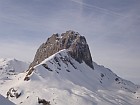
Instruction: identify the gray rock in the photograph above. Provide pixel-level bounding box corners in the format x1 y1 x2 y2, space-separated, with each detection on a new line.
29 30 94 69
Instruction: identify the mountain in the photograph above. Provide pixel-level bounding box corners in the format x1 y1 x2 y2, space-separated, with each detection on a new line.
0 58 29 80
29 30 93 69
0 30 140 105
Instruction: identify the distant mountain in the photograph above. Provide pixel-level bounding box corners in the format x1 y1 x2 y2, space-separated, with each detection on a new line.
0 58 29 80
0 30 140 105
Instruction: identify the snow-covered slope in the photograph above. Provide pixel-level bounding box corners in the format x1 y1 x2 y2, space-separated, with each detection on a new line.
0 50 140 105
0 94 15 105
0 58 29 73
0 58 29 80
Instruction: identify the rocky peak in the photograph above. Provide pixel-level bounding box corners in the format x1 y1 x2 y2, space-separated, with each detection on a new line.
29 30 94 69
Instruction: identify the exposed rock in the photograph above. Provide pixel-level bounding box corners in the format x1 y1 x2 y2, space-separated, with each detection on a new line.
42 64 53 71
24 76 30 81
38 97 51 105
6 88 21 99
24 67 34 81
29 30 94 70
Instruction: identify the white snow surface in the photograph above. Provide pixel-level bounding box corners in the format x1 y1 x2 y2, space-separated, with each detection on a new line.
0 58 29 80
0 50 140 105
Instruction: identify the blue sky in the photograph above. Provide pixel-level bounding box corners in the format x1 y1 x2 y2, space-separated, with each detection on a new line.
0 0 140 84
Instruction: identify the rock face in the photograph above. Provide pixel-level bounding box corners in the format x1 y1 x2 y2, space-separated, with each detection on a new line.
29 30 94 69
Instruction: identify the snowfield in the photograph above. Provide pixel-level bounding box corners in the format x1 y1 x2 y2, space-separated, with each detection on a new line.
0 50 140 105
0 58 29 80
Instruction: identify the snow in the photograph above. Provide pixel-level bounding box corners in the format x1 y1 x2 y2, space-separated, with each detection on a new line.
0 58 29 73
0 51 140 105
0 58 29 80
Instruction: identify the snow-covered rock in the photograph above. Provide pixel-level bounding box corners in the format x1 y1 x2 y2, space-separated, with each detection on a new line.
0 49 140 105
30 30 93 69
0 31 140 105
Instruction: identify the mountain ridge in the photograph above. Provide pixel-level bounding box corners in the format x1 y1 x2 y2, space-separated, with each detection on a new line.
29 30 94 69
0 30 140 105
0 51 140 105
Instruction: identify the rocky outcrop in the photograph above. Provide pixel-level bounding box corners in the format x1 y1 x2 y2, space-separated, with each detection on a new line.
29 30 94 69
6 88 21 99
38 98 51 105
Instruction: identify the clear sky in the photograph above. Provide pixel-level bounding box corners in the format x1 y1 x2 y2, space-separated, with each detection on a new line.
0 0 140 84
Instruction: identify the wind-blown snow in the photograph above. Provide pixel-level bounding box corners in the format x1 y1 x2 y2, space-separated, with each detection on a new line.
0 51 140 105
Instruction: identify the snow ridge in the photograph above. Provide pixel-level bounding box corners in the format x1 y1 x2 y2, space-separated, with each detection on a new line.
0 50 140 105
0 31 140 105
